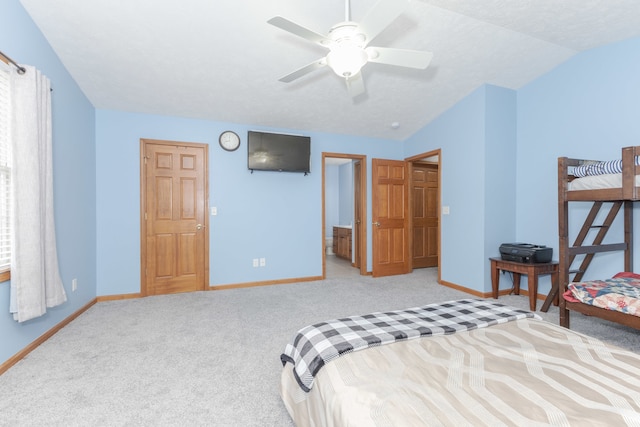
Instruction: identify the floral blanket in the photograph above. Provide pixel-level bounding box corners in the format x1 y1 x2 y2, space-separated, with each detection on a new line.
565 275 640 317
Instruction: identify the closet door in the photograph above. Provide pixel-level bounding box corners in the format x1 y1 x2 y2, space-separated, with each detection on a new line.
412 162 438 268
141 139 209 295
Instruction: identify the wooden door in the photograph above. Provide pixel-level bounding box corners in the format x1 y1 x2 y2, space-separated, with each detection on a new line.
353 160 362 269
412 163 439 268
372 159 409 277
141 139 208 295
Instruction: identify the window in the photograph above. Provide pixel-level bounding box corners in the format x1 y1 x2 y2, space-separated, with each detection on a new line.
0 62 11 280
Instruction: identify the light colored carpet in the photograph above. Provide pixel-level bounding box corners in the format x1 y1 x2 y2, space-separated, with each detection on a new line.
0 259 638 426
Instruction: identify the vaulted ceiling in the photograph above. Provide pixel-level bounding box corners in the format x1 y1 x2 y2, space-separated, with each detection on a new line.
19 0 640 140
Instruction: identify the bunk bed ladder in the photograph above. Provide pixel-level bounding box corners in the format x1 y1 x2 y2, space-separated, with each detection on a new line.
559 200 632 328
566 201 625 283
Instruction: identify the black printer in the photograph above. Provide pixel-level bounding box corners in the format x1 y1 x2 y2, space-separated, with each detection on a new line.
499 243 553 264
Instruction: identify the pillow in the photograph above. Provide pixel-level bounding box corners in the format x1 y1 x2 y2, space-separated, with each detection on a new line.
572 160 601 177
589 159 623 176
572 156 640 178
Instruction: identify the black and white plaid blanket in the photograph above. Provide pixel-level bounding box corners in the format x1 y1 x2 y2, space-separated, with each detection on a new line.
280 298 540 392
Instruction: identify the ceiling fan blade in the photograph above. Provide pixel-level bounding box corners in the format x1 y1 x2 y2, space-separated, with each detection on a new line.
268 16 332 47
357 0 409 45
366 46 433 69
345 72 366 98
278 58 327 83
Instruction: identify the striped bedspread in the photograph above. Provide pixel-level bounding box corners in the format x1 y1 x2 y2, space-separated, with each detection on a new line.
281 316 640 427
280 299 539 392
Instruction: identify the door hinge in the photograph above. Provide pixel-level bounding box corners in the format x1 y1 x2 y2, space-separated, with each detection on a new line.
145 212 147 220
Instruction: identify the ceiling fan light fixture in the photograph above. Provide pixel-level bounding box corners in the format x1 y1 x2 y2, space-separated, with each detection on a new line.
268 0 433 97
326 45 368 78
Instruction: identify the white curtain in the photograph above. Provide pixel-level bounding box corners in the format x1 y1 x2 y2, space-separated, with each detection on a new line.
9 65 66 322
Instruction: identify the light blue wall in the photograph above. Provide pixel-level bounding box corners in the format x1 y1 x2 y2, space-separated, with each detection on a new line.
404 36 640 295
0 0 96 365
95 110 402 294
517 36 640 289
325 162 353 237
338 162 354 226
405 85 516 293
483 85 517 290
324 165 339 238
404 86 492 292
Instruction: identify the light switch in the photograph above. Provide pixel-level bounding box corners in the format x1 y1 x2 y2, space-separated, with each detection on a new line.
210 207 217 216
442 206 450 215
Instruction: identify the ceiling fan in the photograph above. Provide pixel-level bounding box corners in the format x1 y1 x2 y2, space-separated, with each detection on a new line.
267 0 433 98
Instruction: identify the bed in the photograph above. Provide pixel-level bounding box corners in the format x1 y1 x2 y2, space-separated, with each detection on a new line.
557 146 640 329
279 299 640 427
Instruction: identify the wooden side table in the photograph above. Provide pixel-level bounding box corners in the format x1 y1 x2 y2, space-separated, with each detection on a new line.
490 257 559 312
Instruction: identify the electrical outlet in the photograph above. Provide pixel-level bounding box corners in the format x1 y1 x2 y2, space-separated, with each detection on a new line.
72 278 77 291
252 258 259 268
260 258 266 267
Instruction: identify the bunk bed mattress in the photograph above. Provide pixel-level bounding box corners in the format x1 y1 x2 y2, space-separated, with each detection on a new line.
280 307 640 427
565 277 640 317
568 173 640 191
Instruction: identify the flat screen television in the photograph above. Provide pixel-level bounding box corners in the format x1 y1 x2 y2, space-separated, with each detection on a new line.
248 131 311 174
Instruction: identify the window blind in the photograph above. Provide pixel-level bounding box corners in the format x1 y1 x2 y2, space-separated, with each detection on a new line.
0 63 12 271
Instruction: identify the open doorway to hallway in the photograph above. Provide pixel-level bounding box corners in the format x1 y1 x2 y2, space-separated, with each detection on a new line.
322 153 367 279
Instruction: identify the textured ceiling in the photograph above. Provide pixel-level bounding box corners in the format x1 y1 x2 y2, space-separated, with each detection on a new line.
18 0 640 141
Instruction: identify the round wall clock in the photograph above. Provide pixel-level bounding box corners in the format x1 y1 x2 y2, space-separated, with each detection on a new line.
219 130 240 151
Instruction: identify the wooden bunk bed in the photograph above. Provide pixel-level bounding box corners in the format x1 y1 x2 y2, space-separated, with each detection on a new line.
558 145 640 329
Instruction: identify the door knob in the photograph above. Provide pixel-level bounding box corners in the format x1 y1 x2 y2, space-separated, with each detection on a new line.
196 223 204 230
373 221 380 227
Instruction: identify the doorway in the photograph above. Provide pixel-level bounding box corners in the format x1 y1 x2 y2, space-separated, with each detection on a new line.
140 139 209 295
406 149 441 280
322 153 367 278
